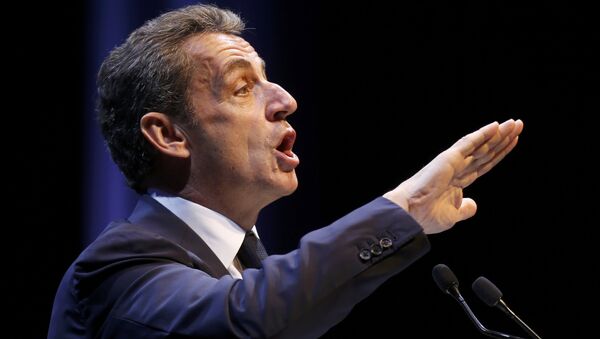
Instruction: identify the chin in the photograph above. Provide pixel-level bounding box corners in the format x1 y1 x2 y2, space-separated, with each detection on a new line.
282 183 298 197
275 171 299 197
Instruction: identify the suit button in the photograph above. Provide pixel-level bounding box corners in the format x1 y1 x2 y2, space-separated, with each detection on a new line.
370 244 383 256
359 249 371 261
379 237 393 249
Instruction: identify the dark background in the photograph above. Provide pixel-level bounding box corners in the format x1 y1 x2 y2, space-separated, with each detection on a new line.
6 1 597 337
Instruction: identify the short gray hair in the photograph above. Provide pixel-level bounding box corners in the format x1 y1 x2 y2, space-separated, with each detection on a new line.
97 4 244 193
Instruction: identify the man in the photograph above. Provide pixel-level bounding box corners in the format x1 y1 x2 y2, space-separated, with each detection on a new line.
48 4 523 338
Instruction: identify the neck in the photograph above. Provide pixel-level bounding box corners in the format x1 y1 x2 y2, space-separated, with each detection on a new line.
145 164 276 229
171 185 264 230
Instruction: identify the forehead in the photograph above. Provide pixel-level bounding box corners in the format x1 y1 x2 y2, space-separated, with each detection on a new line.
184 32 261 70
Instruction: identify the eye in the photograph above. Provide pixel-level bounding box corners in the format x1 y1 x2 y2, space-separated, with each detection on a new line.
234 86 249 96
234 83 252 97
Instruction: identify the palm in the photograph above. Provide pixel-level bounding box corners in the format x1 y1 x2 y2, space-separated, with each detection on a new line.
385 119 523 234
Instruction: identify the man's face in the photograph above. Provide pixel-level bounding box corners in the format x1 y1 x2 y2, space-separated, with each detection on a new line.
182 32 299 206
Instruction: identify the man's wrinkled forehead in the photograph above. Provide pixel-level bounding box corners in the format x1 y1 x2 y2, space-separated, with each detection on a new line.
184 33 260 72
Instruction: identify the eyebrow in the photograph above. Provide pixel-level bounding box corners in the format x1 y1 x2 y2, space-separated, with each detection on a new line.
213 58 267 99
221 58 266 79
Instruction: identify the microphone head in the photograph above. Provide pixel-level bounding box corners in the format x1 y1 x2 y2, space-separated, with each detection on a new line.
432 264 459 294
472 276 503 307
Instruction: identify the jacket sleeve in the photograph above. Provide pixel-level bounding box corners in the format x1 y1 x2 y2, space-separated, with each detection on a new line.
102 197 430 338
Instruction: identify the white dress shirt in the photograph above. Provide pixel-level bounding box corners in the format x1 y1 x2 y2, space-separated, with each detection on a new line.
149 190 258 279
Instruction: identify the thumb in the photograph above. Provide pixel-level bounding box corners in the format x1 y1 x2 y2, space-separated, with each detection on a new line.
458 198 477 221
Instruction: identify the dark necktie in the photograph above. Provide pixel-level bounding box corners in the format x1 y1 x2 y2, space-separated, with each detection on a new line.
237 231 268 269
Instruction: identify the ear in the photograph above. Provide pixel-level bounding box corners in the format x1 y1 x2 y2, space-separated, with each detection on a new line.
140 112 190 158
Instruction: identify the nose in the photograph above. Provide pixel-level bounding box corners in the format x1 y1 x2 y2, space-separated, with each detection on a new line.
265 82 297 121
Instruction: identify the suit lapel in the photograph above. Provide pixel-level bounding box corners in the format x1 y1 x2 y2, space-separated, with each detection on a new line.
128 195 230 278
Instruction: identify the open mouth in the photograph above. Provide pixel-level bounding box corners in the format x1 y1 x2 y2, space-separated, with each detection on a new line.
276 129 296 156
275 129 299 172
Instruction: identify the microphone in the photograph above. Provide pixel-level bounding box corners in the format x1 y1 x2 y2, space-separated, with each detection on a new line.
432 264 526 339
472 276 542 339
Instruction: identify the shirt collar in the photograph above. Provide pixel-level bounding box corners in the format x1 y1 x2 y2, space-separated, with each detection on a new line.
148 190 257 272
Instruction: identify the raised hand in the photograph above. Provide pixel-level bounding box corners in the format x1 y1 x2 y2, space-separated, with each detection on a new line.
383 119 524 234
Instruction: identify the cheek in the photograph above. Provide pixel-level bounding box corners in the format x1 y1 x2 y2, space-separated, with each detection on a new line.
246 119 272 149
224 123 263 162
245 130 277 171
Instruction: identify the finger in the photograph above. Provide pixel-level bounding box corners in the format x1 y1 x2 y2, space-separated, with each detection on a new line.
452 171 478 188
472 119 515 158
499 118 519 139
457 198 477 221
452 121 500 157
477 136 519 177
464 133 512 173
464 119 523 173
513 119 524 137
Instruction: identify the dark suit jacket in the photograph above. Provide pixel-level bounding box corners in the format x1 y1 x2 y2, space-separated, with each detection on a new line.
48 196 430 338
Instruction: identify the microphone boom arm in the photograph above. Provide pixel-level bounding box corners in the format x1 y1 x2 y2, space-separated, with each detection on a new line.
450 285 526 339
496 299 542 339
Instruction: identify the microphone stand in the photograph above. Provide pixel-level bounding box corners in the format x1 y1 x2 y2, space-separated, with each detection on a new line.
450 285 526 339
496 299 542 339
